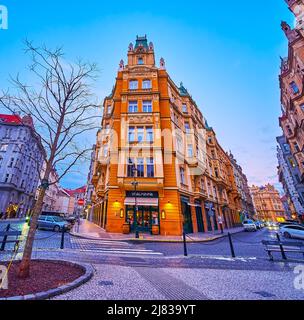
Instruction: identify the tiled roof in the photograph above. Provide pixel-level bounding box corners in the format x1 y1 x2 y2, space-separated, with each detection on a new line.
0 114 22 124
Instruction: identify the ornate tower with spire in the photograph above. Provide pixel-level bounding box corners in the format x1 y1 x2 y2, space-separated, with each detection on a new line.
127 35 155 67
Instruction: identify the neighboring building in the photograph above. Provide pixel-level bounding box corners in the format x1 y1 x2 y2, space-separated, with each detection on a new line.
64 186 86 216
84 145 96 220
37 165 61 213
250 184 286 222
277 135 304 222
91 36 243 236
279 2 304 190
55 188 72 215
228 152 255 219
0 114 45 217
280 194 296 219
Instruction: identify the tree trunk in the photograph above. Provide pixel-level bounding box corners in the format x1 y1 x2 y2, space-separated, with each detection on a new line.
18 187 46 278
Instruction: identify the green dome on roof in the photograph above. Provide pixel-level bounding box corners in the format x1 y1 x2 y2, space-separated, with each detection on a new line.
179 82 189 97
135 35 148 49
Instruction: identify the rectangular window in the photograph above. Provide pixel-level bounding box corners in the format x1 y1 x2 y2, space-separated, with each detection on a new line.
128 127 135 142
176 136 183 152
137 127 144 143
290 81 300 94
142 80 151 89
127 158 135 177
8 158 14 168
137 158 144 177
143 100 153 113
182 104 188 113
129 80 138 90
107 105 112 115
138 57 144 65
0 144 8 152
187 145 193 157
293 142 300 152
185 122 190 134
103 145 108 158
128 101 138 113
180 167 185 185
147 158 154 177
4 174 9 183
146 127 154 142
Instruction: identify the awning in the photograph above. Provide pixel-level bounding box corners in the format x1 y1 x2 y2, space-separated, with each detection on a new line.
124 197 159 206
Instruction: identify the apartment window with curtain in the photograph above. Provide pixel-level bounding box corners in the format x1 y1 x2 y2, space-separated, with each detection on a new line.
137 158 144 177
143 100 153 113
129 80 138 90
128 101 138 113
142 80 151 89
147 158 155 177
128 127 135 142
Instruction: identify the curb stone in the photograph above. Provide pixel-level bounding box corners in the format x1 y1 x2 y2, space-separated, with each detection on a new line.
0 259 94 301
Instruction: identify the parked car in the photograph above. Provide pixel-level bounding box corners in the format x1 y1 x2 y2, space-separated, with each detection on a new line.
243 220 257 232
253 220 263 230
64 215 77 224
279 221 303 228
280 224 304 240
37 215 71 232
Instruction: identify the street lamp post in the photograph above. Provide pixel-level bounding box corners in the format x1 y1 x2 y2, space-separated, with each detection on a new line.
131 163 139 239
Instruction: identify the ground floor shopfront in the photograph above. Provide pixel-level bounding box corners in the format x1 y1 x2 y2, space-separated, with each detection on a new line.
91 189 242 236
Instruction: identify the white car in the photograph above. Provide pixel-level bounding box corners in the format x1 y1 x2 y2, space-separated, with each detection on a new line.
280 225 304 240
243 220 257 232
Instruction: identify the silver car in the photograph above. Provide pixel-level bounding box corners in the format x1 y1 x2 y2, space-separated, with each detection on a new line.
37 215 70 232
280 225 304 240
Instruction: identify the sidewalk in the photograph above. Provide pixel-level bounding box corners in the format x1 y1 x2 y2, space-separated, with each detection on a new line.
70 219 244 243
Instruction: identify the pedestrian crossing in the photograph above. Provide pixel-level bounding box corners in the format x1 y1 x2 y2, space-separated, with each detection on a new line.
70 238 164 257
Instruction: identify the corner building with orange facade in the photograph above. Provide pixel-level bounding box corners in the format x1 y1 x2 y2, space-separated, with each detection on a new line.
91 36 243 236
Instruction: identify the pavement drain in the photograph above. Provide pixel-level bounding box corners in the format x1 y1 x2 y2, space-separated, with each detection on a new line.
254 291 276 298
98 281 114 286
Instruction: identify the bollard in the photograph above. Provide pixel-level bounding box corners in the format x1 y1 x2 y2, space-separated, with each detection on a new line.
183 231 188 256
0 224 10 251
276 233 287 260
60 226 65 250
228 232 236 258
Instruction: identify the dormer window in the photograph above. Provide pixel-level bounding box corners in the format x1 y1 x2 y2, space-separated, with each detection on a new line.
138 57 144 65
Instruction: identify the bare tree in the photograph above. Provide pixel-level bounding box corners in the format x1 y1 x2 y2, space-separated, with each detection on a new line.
0 41 100 278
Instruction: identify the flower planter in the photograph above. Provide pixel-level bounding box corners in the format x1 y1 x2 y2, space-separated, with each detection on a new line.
152 225 160 235
122 223 130 234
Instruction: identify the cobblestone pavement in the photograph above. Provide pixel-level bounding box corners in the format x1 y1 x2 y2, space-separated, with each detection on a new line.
1 221 304 300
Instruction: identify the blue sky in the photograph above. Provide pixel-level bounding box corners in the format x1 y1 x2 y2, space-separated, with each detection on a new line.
0 0 294 190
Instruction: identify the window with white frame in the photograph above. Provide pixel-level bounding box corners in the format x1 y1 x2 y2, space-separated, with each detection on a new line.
129 80 138 90
128 101 138 113
147 158 155 177
143 100 152 113
180 167 186 185
142 80 151 89
127 158 135 177
128 127 135 142
182 104 188 113
176 136 183 153
187 144 193 158
137 158 144 177
185 122 191 134
137 127 144 143
146 127 154 142
0 144 8 152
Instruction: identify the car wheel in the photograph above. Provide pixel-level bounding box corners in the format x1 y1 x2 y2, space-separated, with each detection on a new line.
283 232 291 239
54 225 61 232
